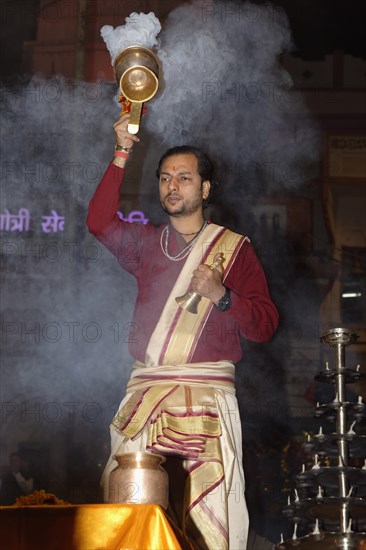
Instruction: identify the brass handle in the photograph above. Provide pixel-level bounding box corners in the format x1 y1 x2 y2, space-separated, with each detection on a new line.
128 102 143 134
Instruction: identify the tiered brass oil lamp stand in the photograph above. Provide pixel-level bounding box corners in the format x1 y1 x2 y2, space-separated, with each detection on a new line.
276 327 366 549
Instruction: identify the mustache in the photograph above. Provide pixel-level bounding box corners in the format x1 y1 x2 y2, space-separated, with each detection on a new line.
165 193 182 199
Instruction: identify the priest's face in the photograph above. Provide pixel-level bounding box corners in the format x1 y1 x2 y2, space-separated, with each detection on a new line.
159 153 210 217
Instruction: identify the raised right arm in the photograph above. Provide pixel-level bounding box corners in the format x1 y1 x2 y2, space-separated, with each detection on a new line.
86 115 143 270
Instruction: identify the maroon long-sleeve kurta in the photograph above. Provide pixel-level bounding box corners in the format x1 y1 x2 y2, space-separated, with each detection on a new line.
87 163 279 364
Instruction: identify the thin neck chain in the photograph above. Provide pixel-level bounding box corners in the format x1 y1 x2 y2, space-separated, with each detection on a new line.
160 221 207 261
173 227 202 236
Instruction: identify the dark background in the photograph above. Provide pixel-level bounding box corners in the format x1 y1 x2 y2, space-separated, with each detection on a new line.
1 0 366 83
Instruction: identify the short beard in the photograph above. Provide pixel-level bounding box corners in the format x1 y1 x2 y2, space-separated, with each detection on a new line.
160 196 202 217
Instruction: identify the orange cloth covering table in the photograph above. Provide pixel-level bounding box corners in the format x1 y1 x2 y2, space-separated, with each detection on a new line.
0 503 194 550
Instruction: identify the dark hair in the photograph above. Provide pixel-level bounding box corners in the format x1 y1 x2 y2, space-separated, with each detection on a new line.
156 145 218 207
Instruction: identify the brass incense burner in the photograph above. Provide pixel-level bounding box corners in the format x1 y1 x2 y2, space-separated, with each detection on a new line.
114 46 159 134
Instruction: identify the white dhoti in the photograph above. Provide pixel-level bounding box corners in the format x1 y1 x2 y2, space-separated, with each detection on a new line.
101 362 249 550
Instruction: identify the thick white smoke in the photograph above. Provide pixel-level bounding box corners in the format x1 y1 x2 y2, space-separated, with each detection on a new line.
143 0 320 192
101 12 161 65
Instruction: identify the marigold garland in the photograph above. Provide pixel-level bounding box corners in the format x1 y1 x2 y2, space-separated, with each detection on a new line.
118 94 147 117
15 489 69 506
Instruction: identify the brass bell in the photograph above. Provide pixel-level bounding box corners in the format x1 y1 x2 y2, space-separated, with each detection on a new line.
114 46 159 134
175 254 225 314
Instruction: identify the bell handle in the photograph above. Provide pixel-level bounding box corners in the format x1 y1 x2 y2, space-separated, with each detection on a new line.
128 102 143 134
209 253 225 271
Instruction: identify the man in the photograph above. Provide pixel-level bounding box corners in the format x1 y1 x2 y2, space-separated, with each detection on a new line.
87 114 279 549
